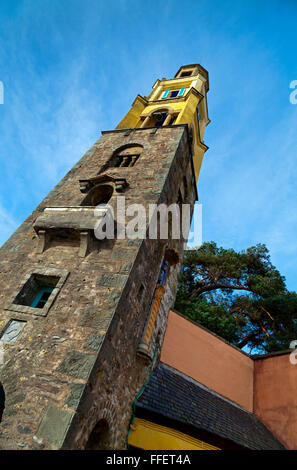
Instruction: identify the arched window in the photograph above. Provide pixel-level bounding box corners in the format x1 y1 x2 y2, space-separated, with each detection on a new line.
105 144 144 170
81 184 113 206
85 419 110 450
140 108 178 128
151 111 168 127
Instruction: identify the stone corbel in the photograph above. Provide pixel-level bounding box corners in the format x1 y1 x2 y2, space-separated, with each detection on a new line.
114 179 128 192
79 180 92 193
36 230 49 254
79 174 129 194
36 228 91 258
79 231 90 258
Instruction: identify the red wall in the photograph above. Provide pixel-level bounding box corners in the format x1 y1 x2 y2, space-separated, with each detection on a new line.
161 310 254 412
254 353 297 450
161 310 297 448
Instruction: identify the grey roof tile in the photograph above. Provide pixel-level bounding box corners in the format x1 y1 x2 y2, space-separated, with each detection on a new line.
136 363 284 450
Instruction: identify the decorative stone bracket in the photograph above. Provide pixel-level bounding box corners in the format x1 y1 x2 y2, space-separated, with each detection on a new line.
33 206 112 257
79 173 129 194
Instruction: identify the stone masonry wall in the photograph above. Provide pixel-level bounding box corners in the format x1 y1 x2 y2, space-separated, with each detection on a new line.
0 125 196 449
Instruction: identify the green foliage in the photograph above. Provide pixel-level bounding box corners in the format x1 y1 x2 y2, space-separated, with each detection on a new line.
175 242 297 354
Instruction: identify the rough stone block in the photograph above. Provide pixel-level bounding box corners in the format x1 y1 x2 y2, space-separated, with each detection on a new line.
96 273 128 288
86 333 105 351
36 405 74 449
65 383 85 410
57 351 96 380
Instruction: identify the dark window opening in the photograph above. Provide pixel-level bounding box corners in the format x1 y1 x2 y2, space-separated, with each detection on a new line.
169 115 177 125
103 145 143 171
115 154 139 168
81 184 114 206
13 274 59 309
153 112 167 127
180 70 192 77
169 90 179 98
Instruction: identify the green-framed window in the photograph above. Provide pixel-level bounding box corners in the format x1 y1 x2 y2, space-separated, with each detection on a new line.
161 88 186 99
31 287 54 309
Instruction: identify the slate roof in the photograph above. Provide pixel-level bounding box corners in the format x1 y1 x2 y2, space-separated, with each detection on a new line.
136 363 284 450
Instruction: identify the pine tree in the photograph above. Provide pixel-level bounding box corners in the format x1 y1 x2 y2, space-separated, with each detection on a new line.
175 242 297 353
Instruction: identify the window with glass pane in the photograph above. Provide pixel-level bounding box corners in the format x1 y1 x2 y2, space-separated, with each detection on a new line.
31 287 54 308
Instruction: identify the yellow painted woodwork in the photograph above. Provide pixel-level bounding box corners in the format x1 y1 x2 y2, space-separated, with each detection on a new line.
128 418 220 450
116 64 210 181
138 285 165 354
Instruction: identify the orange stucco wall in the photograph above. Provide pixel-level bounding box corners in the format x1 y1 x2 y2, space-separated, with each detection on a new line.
254 353 297 450
161 310 254 412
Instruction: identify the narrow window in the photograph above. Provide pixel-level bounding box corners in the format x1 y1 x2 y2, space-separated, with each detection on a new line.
13 274 59 309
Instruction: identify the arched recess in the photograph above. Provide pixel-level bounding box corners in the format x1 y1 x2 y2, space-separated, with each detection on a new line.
102 144 144 171
0 383 5 424
84 404 117 450
81 184 114 207
140 106 178 128
85 418 110 450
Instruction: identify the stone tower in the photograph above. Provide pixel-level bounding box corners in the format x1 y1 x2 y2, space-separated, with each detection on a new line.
0 64 209 449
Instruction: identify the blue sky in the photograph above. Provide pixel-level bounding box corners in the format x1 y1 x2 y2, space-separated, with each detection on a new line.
0 0 297 289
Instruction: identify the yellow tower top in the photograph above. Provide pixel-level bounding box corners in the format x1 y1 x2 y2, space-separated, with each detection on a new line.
116 64 210 181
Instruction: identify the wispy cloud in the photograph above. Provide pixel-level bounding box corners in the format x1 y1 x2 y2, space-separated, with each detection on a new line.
0 0 297 291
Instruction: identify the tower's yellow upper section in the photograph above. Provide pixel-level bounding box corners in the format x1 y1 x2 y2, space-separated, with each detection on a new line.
116 64 210 181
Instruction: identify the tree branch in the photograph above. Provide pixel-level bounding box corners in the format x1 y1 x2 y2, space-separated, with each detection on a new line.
189 283 252 299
